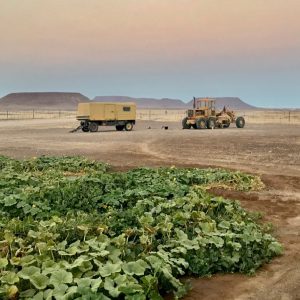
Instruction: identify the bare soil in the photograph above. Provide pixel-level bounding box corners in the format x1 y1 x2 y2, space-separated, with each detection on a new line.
0 119 300 300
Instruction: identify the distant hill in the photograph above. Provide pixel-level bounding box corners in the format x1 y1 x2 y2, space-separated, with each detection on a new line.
0 93 256 111
93 96 187 109
94 96 256 110
187 97 256 110
0 92 90 111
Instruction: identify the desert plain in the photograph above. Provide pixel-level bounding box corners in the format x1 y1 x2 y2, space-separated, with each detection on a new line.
0 117 299 299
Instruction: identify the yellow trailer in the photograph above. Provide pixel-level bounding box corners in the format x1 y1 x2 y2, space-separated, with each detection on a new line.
76 102 136 132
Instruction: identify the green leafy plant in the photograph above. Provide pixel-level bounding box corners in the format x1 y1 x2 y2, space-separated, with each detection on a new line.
0 156 281 299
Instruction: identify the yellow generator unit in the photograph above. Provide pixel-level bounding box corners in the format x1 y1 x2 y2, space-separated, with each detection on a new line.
76 102 136 132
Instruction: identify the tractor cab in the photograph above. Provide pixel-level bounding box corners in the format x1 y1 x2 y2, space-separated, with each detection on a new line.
188 98 216 119
195 98 216 117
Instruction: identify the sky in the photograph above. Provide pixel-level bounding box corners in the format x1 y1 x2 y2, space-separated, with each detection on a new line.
0 0 300 108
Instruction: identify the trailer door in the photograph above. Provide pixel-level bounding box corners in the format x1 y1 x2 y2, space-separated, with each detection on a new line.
104 104 116 120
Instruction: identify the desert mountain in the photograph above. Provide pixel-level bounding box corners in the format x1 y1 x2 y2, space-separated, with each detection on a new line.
94 96 256 110
0 93 256 111
0 92 90 111
93 96 187 109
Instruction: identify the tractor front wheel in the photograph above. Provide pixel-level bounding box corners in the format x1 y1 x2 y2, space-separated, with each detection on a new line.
207 117 216 129
196 118 207 129
182 117 191 129
236 116 245 128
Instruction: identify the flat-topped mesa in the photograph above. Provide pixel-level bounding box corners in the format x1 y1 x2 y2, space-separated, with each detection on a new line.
0 92 91 111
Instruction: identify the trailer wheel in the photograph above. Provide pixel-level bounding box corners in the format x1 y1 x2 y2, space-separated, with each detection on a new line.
82 126 89 132
207 117 216 129
125 122 133 131
236 116 245 128
116 125 125 131
196 118 207 129
89 122 98 132
182 117 191 129
192 124 197 129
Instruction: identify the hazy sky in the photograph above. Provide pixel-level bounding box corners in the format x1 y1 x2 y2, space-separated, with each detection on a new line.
1 0 300 107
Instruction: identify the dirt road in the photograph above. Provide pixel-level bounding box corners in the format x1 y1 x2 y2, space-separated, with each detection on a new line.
0 118 300 299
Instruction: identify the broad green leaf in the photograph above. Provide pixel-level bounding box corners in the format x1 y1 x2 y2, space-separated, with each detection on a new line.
49 270 73 286
104 277 120 297
99 262 122 277
30 273 49 290
4 195 17 206
63 286 78 299
52 284 68 299
145 256 163 271
268 241 283 255
75 277 92 287
78 261 93 273
58 246 78 256
91 278 103 292
33 291 44 300
0 258 8 268
124 293 146 300
218 220 231 229
69 255 91 269
19 289 36 298
19 255 36 266
114 274 128 285
18 266 40 279
122 260 148 276
119 283 144 294
1 272 19 284
209 236 224 248
44 289 54 300
108 247 122 263
42 260 59 275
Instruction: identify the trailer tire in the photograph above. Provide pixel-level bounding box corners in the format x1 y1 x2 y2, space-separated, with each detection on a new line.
125 122 133 131
89 122 98 132
116 125 125 131
82 126 89 132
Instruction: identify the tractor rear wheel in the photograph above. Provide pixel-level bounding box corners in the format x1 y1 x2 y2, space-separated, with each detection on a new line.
116 125 125 131
236 116 245 128
125 122 133 131
196 118 207 129
89 122 98 132
207 117 216 129
182 117 191 129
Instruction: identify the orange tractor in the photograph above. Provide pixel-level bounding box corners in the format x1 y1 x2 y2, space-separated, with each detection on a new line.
182 98 245 129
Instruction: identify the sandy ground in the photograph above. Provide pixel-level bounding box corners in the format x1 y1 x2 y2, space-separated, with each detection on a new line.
0 118 300 300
